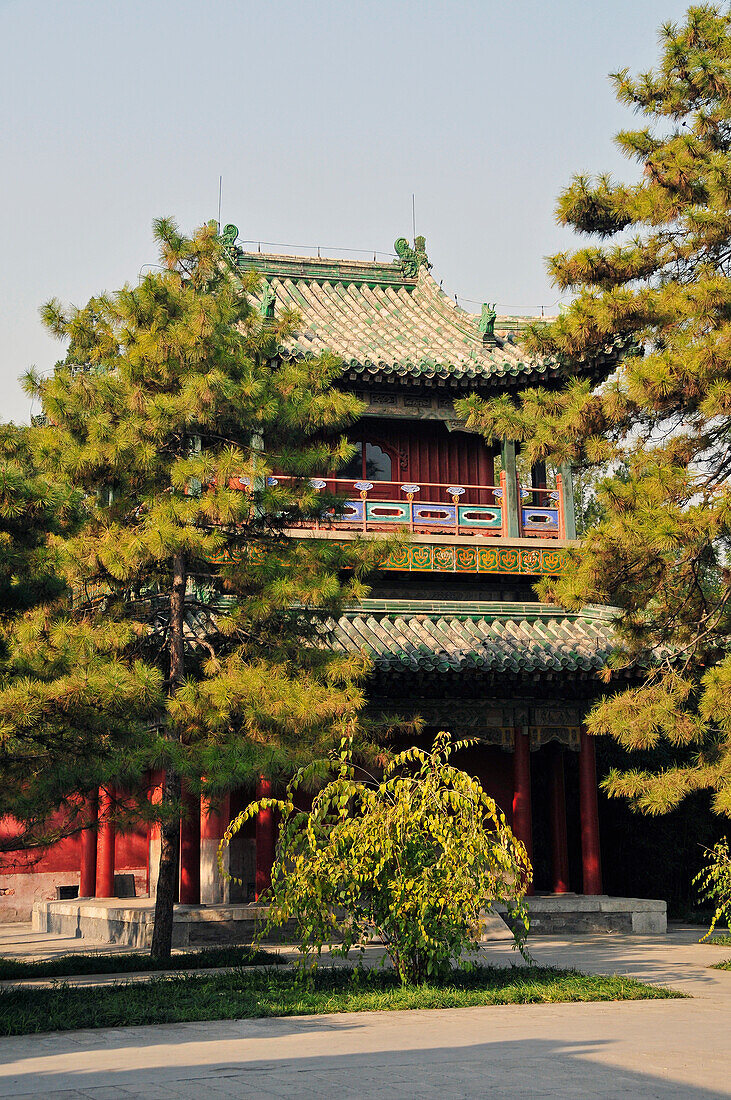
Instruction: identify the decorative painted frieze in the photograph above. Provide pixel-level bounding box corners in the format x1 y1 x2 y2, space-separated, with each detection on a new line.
379 544 569 575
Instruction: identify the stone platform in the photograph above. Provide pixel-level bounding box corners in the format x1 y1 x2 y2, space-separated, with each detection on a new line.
501 893 667 935
32 898 291 949
33 893 667 948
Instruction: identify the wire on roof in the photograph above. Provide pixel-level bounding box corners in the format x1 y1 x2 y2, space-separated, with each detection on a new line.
239 240 567 313
239 240 398 260
455 294 567 312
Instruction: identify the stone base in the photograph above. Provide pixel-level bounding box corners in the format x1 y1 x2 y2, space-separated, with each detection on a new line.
1 869 147 922
32 898 298 949
500 894 667 935
32 894 667 949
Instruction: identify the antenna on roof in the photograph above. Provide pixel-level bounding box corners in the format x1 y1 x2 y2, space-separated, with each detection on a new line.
217 176 222 233
412 193 416 243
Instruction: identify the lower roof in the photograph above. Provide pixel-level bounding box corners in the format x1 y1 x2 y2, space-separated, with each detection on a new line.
329 600 616 675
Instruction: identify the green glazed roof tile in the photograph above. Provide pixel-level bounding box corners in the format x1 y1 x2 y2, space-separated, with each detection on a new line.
236 250 556 386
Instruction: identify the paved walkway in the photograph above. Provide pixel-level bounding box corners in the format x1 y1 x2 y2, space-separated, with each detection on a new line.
0 927 729 1098
0 923 142 962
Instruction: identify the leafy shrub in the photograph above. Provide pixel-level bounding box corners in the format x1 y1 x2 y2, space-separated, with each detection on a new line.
221 731 531 983
694 838 731 939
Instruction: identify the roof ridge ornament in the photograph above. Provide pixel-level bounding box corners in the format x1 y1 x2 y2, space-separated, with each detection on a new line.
219 223 244 265
394 236 431 278
478 302 497 343
260 281 276 319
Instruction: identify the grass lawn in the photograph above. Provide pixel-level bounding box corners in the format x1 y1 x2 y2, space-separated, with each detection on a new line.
0 944 281 981
0 966 683 1036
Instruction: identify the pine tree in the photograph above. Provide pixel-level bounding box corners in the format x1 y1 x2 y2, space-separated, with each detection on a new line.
0 424 70 616
456 5 731 821
23 218 380 959
0 425 158 854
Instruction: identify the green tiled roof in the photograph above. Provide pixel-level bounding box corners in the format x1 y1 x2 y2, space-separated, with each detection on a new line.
329 600 616 675
235 248 554 387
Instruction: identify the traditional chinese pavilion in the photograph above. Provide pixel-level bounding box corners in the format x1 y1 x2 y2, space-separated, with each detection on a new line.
229 231 612 902
8 232 668 936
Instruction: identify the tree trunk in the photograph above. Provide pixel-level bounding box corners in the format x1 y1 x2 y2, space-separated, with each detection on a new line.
150 769 181 960
150 551 186 962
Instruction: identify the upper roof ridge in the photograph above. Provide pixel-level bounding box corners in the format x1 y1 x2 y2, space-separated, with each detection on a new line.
237 249 413 288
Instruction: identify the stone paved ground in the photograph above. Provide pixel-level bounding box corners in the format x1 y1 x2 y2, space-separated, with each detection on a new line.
0 926 729 1098
0 923 139 961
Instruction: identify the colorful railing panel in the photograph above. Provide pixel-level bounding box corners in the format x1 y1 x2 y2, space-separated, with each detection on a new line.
320 483 560 538
521 506 559 533
458 505 502 529
365 500 410 523
411 502 456 527
237 475 567 540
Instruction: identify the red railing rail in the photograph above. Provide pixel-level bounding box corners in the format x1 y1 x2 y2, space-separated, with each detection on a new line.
306 477 501 504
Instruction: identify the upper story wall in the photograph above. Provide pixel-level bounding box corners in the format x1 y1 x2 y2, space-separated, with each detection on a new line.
343 416 494 504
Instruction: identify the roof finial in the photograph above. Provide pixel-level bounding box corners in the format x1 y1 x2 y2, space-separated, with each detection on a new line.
219 224 243 268
220 223 239 249
394 236 431 278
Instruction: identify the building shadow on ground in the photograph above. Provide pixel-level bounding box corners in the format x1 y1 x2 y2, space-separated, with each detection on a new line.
5 1031 726 1099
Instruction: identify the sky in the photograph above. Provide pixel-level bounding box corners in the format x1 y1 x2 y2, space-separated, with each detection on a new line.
2 0 693 423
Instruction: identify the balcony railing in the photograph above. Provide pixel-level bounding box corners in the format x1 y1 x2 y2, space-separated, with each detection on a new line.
261 471 569 539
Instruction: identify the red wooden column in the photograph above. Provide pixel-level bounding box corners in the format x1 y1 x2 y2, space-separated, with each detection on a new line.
512 729 534 895
579 727 603 895
179 783 201 905
201 793 229 836
147 773 163 898
79 793 98 898
200 790 231 905
255 777 275 901
549 745 570 894
95 786 116 898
